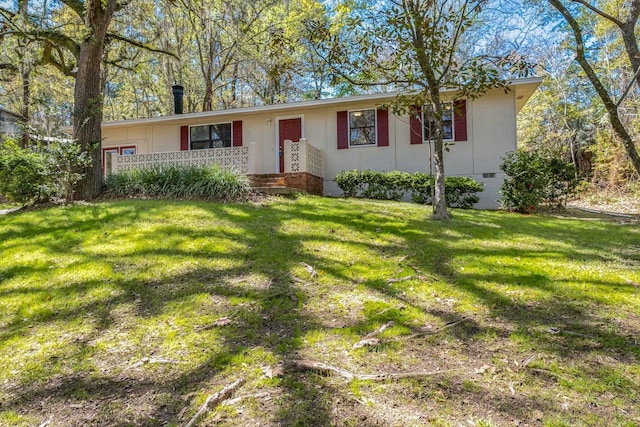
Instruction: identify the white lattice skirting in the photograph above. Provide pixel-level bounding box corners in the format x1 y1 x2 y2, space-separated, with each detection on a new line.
112 147 251 174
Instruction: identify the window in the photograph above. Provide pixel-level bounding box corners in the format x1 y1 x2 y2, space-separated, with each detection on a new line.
102 145 136 176
190 123 232 149
349 109 376 146
423 102 453 142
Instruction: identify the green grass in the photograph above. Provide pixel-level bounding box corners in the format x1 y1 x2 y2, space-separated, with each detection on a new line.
0 196 638 426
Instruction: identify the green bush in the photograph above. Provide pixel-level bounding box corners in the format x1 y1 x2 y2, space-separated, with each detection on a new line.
333 170 365 197
104 165 251 201
0 139 92 205
409 174 483 208
499 150 579 212
335 169 411 200
46 142 92 202
0 140 54 204
335 169 484 208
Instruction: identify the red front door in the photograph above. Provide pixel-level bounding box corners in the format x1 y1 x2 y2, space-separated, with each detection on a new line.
278 118 302 173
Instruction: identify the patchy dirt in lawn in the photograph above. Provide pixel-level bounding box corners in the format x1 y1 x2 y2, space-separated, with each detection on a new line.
3 280 639 426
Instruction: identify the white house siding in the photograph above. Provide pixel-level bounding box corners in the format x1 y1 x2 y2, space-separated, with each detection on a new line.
319 89 518 208
100 78 541 209
472 89 517 174
103 125 152 154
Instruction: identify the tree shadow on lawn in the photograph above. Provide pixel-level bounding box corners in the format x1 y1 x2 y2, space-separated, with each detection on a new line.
1 200 368 425
1 199 639 426
239 201 640 422
345 209 640 423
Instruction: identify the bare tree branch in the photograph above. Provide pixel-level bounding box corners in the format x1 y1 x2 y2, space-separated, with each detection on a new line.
569 0 624 27
105 33 177 59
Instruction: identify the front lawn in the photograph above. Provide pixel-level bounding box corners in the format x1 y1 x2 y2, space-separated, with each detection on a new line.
0 196 638 426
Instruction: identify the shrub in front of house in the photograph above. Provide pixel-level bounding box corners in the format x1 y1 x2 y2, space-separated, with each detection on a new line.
0 139 92 205
335 169 411 200
335 169 484 208
499 150 579 212
0 140 53 204
104 165 251 201
409 174 484 209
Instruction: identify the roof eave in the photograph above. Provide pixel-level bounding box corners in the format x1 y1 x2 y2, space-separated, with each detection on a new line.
72 77 544 130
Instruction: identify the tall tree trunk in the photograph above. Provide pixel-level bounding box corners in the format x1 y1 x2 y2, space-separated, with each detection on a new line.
429 96 452 221
73 39 105 199
621 0 640 88
408 0 451 221
20 64 30 148
203 77 213 111
18 0 29 148
72 0 116 200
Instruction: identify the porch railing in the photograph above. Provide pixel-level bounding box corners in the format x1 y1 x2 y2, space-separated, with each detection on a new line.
108 139 323 178
110 143 257 175
283 138 323 178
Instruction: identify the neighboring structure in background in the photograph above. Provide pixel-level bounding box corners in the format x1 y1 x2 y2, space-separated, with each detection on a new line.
98 77 542 208
0 106 23 140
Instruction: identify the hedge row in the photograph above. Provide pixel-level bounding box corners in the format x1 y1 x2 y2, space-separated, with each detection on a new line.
335 169 484 208
104 165 251 200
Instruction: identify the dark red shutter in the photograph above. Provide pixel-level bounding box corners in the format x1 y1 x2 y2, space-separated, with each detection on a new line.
410 105 423 145
454 100 467 142
180 126 189 150
232 120 243 147
376 108 389 146
337 110 348 149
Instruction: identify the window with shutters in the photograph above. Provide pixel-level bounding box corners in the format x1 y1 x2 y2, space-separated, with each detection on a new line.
190 123 232 149
349 109 377 147
423 102 453 142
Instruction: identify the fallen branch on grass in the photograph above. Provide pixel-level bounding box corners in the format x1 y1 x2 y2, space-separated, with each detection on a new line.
396 263 440 282
222 391 272 407
301 262 317 277
518 354 537 371
546 327 593 338
287 359 456 381
129 357 180 369
386 275 429 284
185 378 246 427
398 253 416 263
291 275 311 285
391 317 468 341
37 417 53 427
353 321 394 348
196 316 233 330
